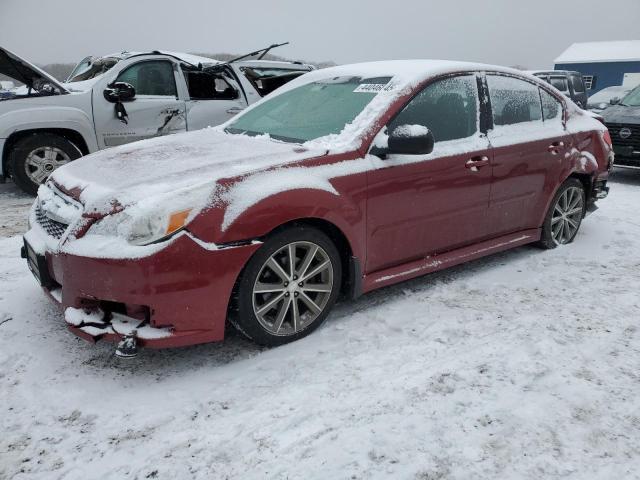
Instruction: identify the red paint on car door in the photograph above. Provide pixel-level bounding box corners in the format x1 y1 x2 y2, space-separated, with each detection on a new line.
365 74 493 273
485 75 571 236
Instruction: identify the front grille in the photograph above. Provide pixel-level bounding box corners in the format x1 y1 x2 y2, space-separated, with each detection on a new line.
35 205 69 239
606 123 640 150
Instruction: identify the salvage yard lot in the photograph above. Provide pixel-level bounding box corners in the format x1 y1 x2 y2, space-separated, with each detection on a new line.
1 170 640 479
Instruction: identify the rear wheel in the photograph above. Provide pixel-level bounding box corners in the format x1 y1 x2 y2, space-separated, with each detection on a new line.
538 178 586 249
9 133 82 195
232 226 342 346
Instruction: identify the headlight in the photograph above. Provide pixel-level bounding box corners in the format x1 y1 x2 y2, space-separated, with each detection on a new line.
127 208 192 245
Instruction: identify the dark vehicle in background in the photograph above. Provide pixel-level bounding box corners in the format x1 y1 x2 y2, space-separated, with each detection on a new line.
587 85 633 114
603 84 640 169
530 70 588 108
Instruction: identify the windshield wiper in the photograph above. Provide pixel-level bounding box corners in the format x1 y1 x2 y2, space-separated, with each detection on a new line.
224 127 303 144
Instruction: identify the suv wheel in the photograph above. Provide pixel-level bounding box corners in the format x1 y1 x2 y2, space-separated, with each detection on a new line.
232 226 342 346
538 178 586 249
9 133 82 195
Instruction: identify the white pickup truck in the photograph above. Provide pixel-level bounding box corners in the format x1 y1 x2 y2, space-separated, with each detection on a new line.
0 45 314 194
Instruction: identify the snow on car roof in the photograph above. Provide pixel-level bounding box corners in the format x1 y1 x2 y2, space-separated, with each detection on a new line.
100 51 221 66
291 59 521 86
555 40 640 64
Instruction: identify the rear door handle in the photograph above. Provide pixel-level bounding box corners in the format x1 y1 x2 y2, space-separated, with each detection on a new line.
465 156 490 172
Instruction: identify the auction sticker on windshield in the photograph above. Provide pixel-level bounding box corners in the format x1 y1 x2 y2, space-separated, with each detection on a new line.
354 83 394 93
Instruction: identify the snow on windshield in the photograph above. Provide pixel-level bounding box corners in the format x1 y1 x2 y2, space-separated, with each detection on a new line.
226 76 393 143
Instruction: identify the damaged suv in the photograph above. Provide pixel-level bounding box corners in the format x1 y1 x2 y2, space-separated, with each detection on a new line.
0 44 314 194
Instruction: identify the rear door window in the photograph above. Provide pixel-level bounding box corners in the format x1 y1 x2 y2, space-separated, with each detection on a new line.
183 70 239 100
487 75 542 127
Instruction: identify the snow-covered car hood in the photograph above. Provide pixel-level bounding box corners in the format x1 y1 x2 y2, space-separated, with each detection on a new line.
49 128 325 213
601 104 640 124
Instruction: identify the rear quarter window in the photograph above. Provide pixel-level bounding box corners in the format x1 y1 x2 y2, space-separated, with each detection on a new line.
540 89 563 122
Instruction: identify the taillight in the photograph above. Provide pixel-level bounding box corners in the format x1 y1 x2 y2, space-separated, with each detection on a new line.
603 130 613 148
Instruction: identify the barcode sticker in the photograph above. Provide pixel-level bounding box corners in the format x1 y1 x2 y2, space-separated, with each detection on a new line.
354 83 393 93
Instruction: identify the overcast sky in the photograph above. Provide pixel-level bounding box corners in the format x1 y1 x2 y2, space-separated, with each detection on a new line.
2 0 639 68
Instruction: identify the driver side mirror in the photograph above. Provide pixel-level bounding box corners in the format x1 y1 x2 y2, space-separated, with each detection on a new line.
610 97 621 105
371 124 435 158
104 82 136 103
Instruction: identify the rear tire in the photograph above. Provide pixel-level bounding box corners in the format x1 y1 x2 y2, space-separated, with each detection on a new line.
232 226 342 346
537 178 586 249
9 133 82 195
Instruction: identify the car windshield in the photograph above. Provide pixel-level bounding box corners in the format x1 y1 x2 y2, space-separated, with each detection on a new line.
225 76 392 143
620 86 640 107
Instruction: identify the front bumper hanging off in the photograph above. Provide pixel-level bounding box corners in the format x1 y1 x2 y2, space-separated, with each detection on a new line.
22 230 261 349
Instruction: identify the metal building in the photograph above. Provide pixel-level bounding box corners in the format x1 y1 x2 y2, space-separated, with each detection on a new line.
554 40 640 94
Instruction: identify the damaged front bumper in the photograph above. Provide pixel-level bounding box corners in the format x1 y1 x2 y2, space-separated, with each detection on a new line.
23 228 260 349
64 306 173 347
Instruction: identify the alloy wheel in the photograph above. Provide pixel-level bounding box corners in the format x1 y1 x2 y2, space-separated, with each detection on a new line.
24 146 71 185
551 186 584 245
252 241 334 336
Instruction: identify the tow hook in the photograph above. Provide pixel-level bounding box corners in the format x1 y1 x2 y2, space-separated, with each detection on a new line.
115 332 138 359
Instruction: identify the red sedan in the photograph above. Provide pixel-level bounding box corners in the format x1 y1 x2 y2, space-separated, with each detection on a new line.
23 60 613 354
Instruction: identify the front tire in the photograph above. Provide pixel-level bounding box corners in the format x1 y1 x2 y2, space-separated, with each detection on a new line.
9 133 82 195
538 178 586 249
232 226 342 346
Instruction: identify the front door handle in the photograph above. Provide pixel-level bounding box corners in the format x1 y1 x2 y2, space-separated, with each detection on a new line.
465 156 490 172
226 106 245 115
161 108 184 116
548 141 565 154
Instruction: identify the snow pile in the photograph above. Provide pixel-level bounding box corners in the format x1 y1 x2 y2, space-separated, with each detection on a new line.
1 172 640 479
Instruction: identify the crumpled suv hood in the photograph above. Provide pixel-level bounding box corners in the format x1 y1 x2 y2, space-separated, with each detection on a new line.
0 47 68 96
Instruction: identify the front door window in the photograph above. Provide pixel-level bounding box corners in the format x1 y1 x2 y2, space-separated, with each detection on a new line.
116 60 177 97
388 75 479 144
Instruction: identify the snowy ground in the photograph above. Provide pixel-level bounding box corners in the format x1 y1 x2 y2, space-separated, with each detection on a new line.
1 170 640 480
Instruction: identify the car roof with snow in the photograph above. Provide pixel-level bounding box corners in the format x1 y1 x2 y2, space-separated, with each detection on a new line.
273 59 539 94
97 51 222 67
